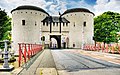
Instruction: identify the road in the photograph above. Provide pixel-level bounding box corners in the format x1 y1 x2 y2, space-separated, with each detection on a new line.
51 49 120 75
17 49 120 75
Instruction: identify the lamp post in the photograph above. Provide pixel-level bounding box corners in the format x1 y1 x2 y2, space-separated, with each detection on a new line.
0 40 14 71
3 40 9 68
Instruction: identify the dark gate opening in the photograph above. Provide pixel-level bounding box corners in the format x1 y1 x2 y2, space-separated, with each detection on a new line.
50 35 61 49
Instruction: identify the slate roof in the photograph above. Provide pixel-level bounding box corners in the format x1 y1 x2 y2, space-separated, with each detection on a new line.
62 8 94 16
11 5 49 15
41 16 70 23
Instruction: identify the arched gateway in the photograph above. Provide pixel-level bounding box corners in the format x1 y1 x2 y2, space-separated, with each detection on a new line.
50 35 61 49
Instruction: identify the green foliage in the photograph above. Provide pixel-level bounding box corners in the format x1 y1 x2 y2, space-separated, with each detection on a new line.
0 8 11 48
94 11 120 44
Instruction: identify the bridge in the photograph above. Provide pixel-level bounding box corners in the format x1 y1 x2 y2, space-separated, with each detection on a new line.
0 41 120 75
17 49 120 75
1 43 120 75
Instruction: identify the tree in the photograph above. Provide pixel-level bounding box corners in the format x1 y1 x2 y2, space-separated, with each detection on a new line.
94 11 120 44
0 9 11 48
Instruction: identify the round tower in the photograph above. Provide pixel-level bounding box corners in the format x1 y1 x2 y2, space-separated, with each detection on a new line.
62 8 94 48
11 5 49 54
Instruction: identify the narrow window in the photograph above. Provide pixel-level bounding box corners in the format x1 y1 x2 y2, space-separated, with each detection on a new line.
35 21 37 26
46 22 48 26
43 22 45 26
66 23 68 26
74 22 75 27
56 22 58 26
63 23 65 26
22 20 25 25
83 22 86 27
53 22 55 26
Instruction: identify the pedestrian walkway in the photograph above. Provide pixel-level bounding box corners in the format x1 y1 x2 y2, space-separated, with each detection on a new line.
18 49 57 75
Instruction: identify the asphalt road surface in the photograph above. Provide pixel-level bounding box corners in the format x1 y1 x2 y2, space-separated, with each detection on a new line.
51 49 120 75
18 49 120 75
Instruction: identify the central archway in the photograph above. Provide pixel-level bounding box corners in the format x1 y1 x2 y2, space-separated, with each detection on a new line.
50 35 61 49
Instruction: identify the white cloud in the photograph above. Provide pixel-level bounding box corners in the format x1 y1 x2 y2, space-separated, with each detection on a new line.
0 0 120 17
65 0 94 13
0 0 68 16
0 0 94 16
94 0 120 16
46 0 67 15
59 2 67 14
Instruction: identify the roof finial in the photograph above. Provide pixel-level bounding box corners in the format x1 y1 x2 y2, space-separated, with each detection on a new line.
59 12 61 15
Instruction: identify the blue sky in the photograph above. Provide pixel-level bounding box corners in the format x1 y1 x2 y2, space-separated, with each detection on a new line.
0 0 120 17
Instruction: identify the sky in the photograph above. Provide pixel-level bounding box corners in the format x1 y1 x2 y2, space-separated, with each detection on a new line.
0 0 120 17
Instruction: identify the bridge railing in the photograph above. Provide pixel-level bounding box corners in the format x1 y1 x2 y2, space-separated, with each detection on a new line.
18 43 42 67
83 43 120 54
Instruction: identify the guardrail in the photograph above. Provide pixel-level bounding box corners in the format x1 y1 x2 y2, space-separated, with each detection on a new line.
83 43 120 54
18 43 42 67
